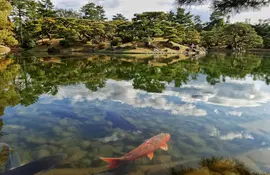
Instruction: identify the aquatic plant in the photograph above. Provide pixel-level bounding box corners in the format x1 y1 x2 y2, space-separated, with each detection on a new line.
170 157 268 175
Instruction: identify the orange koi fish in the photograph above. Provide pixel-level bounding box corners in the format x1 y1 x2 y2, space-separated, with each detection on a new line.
100 133 171 169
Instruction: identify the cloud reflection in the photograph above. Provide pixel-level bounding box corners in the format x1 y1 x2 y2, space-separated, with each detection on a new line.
42 80 207 117
167 76 270 108
209 127 254 141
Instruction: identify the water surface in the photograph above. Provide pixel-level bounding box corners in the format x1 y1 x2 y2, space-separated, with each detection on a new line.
1 52 270 174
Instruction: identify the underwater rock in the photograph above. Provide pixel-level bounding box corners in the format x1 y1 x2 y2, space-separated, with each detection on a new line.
56 137 75 145
65 147 81 156
60 131 73 137
105 111 139 132
99 145 114 157
59 119 69 126
67 126 77 133
157 155 172 163
188 134 207 147
25 136 47 144
19 151 32 165
98 132 126 143
113 146 124 154
81 158 92 166
91 141 102 148
2 134 18 143
47 145 59 153
81 141 91 149
69 151 87 162
93 116 101 121
33 149 51 159
52 126 63 133
125 145 136 151
0 143 21 172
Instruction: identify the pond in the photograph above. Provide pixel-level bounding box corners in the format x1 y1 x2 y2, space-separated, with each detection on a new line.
0 52 270 174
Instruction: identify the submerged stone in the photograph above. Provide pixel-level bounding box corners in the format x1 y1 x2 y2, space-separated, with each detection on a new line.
99 145 114 157
69 150 87 162
33 149 51 159
52 126 63 133
81 141 91 149
157 155 172 163
59 119 69 126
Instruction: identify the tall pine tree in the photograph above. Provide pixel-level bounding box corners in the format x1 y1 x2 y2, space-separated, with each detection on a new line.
37 0 56 18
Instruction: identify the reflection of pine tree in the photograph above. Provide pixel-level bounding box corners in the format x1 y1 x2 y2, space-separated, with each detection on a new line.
0 59 21 117
8 53 270 107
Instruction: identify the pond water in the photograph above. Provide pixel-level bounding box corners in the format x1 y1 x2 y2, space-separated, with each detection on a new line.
1 52 270 174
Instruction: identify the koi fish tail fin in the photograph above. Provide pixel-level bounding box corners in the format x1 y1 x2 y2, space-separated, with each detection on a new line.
100 157 123 169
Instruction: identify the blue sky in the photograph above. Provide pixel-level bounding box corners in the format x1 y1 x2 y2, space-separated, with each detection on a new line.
51 0 270 23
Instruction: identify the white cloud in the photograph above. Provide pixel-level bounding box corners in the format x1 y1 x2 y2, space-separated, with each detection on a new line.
220 132 254 141
227 111 242 117
166 76 270 108
53 0 175 19
230 6 270 24
42 80 207 117
52 0 270 22
209 127 254 141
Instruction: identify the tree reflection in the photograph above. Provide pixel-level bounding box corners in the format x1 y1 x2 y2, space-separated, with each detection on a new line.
0 52 270 114
0 59 21 116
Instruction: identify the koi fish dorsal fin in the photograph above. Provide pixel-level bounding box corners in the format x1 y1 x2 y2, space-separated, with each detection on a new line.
160 143 168 151
147 152 154 160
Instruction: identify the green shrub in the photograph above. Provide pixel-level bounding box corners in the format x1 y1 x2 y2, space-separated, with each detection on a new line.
22 39 36 49
98 43 106 49
59 39 72 47
111 38 122 46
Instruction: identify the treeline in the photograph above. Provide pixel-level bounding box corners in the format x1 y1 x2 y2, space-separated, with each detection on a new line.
1 0 270 51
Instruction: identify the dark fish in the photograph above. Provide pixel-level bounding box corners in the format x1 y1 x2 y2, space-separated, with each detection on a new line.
105 111 139 132
1 154 66 175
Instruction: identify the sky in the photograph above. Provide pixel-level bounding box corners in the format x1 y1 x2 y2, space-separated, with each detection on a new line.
51 0 270 23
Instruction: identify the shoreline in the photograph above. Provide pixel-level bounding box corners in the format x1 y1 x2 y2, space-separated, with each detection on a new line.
29 49 206 56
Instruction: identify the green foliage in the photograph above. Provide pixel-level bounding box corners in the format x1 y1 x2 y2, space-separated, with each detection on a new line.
56 8 81 19
37 0 56 18
0 0 18 46
81 2 106 20
193 15 203 31
0 59 21 116
201 23 263 50
184 28 200 44
22 38 36 49
253 19 270 48
204 11 225 31
98 42 106 49
201 27 225 47
223 23 263 50
169 8 194 27
112 14 128 21
59 39 72 47
111 37 121 46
